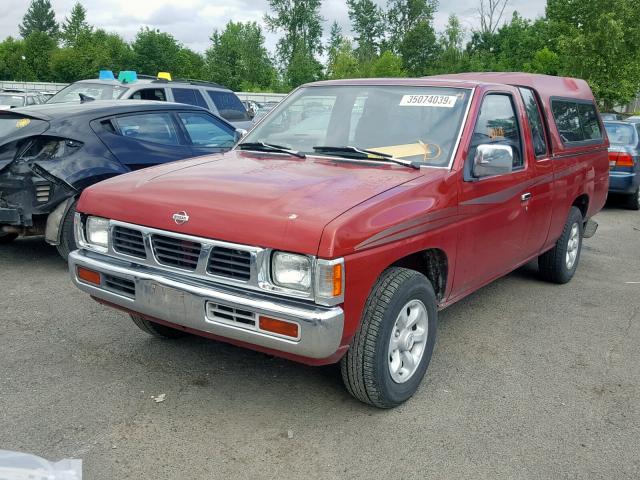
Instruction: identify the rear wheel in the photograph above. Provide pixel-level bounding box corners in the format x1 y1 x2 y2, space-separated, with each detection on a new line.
340 267 438 408
538 206 583 284
56 200 78 260
129 314 187 339
0 232 18 244
626 187 640 210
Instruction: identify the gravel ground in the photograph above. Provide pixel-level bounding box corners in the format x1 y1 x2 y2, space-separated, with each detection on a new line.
1 204 638 479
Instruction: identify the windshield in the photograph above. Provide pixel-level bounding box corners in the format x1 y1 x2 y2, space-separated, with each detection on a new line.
604 122 637 145
48 82 129 104
242 85 471 166
0 95 25 107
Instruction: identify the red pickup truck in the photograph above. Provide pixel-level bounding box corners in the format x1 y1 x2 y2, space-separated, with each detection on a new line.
69 73 609 408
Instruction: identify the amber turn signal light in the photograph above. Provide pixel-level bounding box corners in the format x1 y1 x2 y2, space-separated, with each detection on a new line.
332 263 342 297
77 266 101 285
259 316 299 339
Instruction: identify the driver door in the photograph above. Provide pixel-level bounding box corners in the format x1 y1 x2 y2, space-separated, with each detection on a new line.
452 92 533 297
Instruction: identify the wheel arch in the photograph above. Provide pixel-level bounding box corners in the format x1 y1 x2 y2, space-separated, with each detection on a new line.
572 193 589 219
388 248 449 302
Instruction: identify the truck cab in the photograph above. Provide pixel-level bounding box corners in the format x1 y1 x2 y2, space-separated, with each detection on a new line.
68 73 609 408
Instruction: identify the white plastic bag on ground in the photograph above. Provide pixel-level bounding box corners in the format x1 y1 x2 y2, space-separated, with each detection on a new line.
0 450 82 480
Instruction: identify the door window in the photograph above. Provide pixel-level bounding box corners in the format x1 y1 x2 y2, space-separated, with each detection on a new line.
470 94 524 169
114 113 180 145
519 88 548 158
177 112 235 147
207 91 250 121
131 88 167 101
171 88 208 109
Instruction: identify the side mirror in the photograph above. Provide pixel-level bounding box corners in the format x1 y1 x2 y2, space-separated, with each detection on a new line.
234 129 247 143
472 144 514 178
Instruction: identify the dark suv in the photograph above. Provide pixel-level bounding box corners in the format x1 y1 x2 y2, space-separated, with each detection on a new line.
0 101 237 257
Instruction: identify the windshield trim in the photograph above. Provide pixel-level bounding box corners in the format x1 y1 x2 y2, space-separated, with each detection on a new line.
237 84 475 171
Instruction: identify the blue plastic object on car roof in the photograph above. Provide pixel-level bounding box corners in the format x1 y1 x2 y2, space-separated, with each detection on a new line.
117 71 137 83
98 70 115 80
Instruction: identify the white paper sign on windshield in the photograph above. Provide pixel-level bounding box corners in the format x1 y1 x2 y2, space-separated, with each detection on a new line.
399 94 457 108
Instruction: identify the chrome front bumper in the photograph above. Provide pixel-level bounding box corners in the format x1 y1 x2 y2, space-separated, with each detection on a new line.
69 250 344 359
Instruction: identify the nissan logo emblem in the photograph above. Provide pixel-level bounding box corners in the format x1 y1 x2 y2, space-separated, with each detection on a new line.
172 211 189 225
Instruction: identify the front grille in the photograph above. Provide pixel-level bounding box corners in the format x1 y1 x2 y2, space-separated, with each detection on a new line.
103 274 135 297
151 234 201 271
206 302 256 328
113 226 146 258
34 183 51 203
207 247 251 281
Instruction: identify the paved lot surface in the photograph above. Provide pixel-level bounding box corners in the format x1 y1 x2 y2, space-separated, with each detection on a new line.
1 204 639 479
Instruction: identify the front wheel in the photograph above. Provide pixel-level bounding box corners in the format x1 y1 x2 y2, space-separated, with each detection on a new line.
538 206 583 284
340 267 438 408
55 200 78 261
129 314 187 339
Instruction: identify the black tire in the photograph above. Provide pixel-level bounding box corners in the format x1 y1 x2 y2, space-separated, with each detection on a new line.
626 188 640 211
56 200 78 260
340 267 438 408
0 232 18 244
538 206 583 284
129 314 187 339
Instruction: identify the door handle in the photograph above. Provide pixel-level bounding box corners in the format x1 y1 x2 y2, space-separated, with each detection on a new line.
521 192 532 202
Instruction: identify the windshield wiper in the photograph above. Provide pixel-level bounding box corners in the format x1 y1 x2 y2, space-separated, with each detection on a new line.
237 142 306 158
312 146 420 169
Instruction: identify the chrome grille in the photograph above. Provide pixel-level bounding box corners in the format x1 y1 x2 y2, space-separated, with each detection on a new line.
34 183 51 203
103 274 135 297
206 301 256 328
113 226 146 258
151 234 201 271
207 246 251 281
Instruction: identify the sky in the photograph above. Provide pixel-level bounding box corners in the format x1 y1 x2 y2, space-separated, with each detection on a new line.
0 0 547 53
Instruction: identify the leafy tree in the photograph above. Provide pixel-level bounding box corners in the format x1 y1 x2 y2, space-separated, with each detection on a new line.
436 15 466 73
386 0 437 53
371 51 405 77
546 0 640 108
265 0 324 87
61 2 92 47
398 19 438 75
326 21 343 76
131 28 180 75
205 21 276 91
347 0 385 62
328 39 360 79
0 37 34 81
23 31 57 80
19 0 59 38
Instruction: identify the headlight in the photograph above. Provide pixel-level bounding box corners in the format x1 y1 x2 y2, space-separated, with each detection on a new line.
85 216 110 248
271 252 311 291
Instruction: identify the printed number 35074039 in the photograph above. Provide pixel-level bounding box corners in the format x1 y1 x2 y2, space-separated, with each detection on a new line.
399 95 457 108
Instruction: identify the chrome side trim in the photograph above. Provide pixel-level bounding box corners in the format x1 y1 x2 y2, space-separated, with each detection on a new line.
68 250 344 359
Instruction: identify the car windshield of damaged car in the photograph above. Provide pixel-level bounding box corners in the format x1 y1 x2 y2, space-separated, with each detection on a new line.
48 83 129 103
240 85 471 167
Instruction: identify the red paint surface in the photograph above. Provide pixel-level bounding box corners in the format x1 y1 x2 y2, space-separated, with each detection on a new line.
78 74 610 365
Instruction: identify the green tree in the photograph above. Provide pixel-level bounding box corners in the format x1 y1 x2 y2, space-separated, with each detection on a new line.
205 21 276 91
131 28 202 78
386 0 437 53
328 39 360 79
19 0 59 38
436 15 466 73
347 0 385 62
398 19 438 75
0 37 34 81
265 0 324 88
547 0 640 108
326 21 343 76
371 51 405 77
61 2 92 47
23 31 57 80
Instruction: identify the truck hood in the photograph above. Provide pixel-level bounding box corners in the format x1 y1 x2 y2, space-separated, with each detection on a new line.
78 150 425 254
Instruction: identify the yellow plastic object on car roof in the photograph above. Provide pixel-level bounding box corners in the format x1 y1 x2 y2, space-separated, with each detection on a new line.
157 72 172 81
